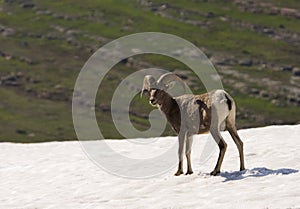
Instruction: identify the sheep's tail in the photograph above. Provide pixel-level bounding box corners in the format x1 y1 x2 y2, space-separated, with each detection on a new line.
224 93 232 111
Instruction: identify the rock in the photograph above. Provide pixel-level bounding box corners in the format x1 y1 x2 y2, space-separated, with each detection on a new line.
51 25 66 33
99 104 110 112
250 88 260 95
139 0 152 6
20 56 34 65
38 90 69 101
66 29 79 36
52 13 64 19
28 133 35 137
259 90 269 98
262 28 274 35
120 58 128 64
280 8 297 17
27 33 42 39
20 41 29 47
7 81 21 86
1 27 17 37
66 37 75 45
36 10 52 15
290 76 300 87
210 56 237 66
1 74 22 86
16 129 27 135
292 67 300 76
4 0 19 3
271 99 283 106
16 71 24 78
159 3 169 11
1 74 13 80
219 16 228 22
270 119 284 125
239 59 253 67
206 12 215 18
27 77 41 84
46 34 58 40
54 84 63 89
5 55 13 60
289 97 296 103
21 2 35 8
281 66 293 72
177 73 188 80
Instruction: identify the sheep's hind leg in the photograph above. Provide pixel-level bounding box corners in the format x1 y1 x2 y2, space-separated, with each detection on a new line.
210 128 227 176
227 124 245 171
174 132 185 176
185 135 193 175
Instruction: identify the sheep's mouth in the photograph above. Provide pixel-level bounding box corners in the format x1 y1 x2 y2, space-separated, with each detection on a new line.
150 100 158 106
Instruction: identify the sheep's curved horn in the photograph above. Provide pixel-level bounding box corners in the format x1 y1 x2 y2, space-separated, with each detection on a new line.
157 72 187 91
141 75 156 97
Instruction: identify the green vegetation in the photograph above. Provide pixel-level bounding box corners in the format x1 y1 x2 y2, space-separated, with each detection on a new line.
0 0 299 142
0 88 74 142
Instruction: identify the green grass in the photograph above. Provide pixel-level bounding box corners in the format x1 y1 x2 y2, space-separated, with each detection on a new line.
264 0 300 9
0 0 299 142
0 88 75 142
235 95 300 128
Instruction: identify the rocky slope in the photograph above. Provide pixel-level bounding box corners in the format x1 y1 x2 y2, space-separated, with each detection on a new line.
0 0 299 141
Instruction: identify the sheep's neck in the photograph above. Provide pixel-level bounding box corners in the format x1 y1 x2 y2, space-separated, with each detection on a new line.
159 93 181 134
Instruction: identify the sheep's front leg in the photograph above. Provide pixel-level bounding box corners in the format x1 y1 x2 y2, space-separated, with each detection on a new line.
174 132 186 176
185 135 193 175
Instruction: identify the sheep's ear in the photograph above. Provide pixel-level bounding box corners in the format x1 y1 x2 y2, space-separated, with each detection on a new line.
141 75 156 98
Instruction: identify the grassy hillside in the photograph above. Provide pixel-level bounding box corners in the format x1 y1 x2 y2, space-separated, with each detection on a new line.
0 0 299 142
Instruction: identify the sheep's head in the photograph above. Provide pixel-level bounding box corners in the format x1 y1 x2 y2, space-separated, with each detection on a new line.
148 89 166 106
141 73 186 106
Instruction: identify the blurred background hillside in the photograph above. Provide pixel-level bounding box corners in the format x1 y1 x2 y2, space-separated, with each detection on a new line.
0 0 299 142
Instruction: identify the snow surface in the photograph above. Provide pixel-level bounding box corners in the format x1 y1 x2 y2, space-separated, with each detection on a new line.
1 125 300 209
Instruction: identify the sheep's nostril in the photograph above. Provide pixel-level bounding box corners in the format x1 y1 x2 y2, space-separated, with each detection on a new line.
150 98 158 105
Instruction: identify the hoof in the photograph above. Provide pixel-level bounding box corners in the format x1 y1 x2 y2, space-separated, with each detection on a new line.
185 170 193 175
174 170 184 176
240 167 245 171
210 170 220 176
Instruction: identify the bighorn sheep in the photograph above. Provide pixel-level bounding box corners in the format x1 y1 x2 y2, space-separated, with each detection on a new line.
141 73 245 176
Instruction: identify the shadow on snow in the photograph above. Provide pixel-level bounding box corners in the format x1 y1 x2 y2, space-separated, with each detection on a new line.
219 167 298 182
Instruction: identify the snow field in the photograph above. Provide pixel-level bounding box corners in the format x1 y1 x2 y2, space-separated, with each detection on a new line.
0 125 299 209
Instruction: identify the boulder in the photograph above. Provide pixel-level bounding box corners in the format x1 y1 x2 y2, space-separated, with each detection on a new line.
292 67 300 76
